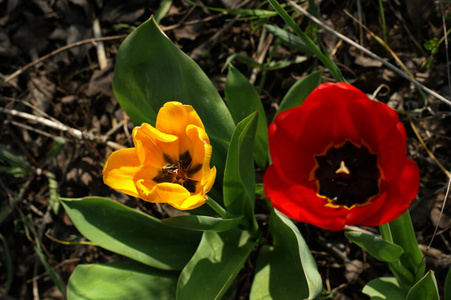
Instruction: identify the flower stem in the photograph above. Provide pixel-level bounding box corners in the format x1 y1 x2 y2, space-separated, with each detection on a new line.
379 222 393 243
206 197 228 219
379 211 426 286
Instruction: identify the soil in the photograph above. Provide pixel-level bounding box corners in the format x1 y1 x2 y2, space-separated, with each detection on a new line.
1 0 451 299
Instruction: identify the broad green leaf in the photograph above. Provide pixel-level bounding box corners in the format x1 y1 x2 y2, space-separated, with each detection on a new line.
445 267 451 300
264 24 313 55
162 215 242 232
60 197 201 270
177 228 257 300
250 207 322 299
223 113 259 232
225 53 307 70
406 270 439 300
345 231 404 263
384 212 426 283
225 65 268 168
276 71 322 116
362 277 407 300
112 17 234 180
68 260 178 300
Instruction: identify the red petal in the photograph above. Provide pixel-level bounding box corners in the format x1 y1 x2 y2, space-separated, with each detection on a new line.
359 158 420 226
348 98 401 152
349 100 407 181
268 121 317 183
376 122 407 181
344 191 387 226
264 166 349 231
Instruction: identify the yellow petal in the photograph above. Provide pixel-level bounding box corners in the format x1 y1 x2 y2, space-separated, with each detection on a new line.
103 148 142 198
170 194 207 210
156 102 204 153
203 166 216 194
185 125 212 184
133 123 179 166
145 182 191 204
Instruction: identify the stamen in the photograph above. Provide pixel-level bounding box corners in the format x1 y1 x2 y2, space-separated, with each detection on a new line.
335 161 350 175
153 151 203 193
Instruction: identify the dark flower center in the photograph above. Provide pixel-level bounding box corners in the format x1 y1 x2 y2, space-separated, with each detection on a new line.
153 151 202 193
314 141 380 208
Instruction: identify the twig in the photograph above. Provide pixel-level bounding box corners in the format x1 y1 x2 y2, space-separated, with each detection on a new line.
0 107 125 150
287 0 451 107
439 1 451 99
3 35 127 83
249 27 273 85
409 117 450 178
93 19 108 70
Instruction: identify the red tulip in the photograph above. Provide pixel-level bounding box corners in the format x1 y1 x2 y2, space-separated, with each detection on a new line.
264 82 420 231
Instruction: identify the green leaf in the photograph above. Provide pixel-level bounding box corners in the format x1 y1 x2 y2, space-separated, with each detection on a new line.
445 267 451 300
184 0 277 18
250 207 322 299
264 24 314 55
223 113 259 232
46 172 60 214
362 277 407 300
60 197 201 270
225 53 307 70
162 215 243 232
0 144 32 177
406 271 440 300
0 234 13 296
112 17 234 181
225 65 268 168
154 0 172 24
345 231 404 263
424 38 439 55
177 228 257 300
35 244 66 299
267 0 345 82
276 70 322 116
68 260 178 300
384 212 426 283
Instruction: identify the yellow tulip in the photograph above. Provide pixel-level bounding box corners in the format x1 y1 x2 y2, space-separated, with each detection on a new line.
103 102 216 210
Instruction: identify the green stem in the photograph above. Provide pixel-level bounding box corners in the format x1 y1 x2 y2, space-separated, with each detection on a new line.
379 222 393 243
206 197 228 219
380 211 426 287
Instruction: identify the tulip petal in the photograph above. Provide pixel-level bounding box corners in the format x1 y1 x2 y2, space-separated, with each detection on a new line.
143 182 191 203
170 194 206 210
348 98 400 152
349 100 407 181
376 122 408 181
268 121 317 184
134 123 179 166
186 125 211 186
103 148 142 198
203 166 217 194
359 158 420 227
264 166 349 231
156 102 205 153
